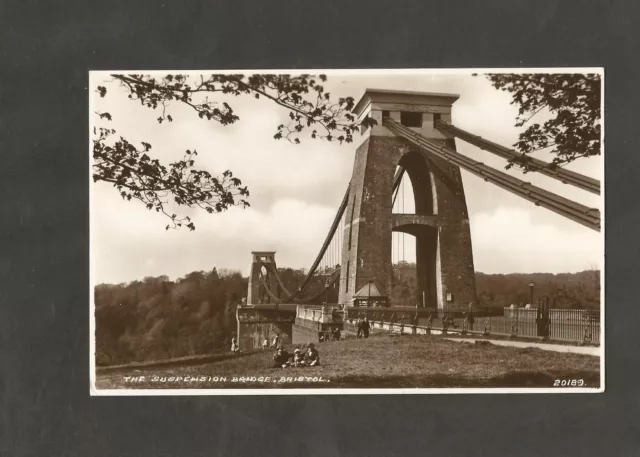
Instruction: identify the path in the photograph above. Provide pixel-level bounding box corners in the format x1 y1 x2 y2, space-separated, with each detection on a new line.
445 337 601 356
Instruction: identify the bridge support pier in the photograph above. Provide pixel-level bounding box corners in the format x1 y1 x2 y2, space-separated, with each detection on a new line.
236 306 296 350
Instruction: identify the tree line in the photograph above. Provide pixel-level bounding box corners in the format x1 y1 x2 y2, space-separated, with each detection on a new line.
95 265 600 366
391 262 600 309
94 267 311 366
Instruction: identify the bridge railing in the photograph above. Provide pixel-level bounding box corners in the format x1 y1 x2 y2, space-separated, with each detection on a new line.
342 305 600 345
413 307 600 344
296 305 344 324
345 308 418 325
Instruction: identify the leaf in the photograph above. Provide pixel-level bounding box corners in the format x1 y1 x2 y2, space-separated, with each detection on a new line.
95 72 377 231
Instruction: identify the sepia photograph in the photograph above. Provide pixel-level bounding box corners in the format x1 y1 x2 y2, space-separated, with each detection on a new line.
89 69 603 394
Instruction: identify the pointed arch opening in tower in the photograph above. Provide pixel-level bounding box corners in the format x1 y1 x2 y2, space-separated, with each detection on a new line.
391 230 417 306
391 225 438 308
392 151 435 216
392 165 415 306
391 153 439 307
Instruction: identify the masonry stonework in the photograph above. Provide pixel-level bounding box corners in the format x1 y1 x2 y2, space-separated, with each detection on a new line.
292 323 320 345
338 90 477 308
237 321 292 350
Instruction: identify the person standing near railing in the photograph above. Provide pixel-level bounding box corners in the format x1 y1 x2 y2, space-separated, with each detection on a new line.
363 317 370 338
468 303 475 330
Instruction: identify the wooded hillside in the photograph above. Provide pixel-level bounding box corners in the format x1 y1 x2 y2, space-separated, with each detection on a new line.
95 266 600 365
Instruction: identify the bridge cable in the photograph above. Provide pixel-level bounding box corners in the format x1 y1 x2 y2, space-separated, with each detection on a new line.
401 176 405 263
264 185 351 303
267 263 294 298
295 268 341 302
384 118 600 232
392 167 405 206
258 267 341 303
436 119 600 195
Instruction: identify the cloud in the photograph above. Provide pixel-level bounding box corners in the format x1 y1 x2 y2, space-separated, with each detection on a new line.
470 207 602 274
93 186 337 282
91 71 603 284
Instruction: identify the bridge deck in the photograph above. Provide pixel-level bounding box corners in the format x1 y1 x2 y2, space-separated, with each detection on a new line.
239 304 298 312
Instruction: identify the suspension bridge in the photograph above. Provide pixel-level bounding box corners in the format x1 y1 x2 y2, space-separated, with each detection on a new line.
236 89 601 349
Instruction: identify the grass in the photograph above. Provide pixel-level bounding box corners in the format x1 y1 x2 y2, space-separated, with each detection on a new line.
95 334 600 390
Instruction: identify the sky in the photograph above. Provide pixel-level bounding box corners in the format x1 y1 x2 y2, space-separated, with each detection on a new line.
90 70 603 285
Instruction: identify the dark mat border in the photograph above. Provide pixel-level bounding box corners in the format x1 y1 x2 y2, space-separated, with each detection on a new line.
2 0 637 455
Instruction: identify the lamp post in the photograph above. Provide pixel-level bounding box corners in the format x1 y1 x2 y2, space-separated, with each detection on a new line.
529 281 535 307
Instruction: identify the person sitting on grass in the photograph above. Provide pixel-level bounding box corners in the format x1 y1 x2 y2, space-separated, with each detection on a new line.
293 348 305 367
231 337 239 353
305 343 320 367
273 346 290 368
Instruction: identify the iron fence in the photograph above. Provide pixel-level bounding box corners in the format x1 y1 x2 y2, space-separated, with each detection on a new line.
344 305 600 345
548 309 600 344
426 308 600 344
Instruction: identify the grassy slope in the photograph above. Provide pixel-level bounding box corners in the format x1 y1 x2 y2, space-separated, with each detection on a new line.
95 334 600 390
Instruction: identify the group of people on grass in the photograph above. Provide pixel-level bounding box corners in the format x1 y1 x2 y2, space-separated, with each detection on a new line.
273 343 320 368
232 334 321 368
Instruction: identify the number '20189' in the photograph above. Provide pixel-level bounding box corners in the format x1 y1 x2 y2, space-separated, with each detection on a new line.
554 379 584 387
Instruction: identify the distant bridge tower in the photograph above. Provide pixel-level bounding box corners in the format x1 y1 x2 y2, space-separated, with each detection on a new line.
239 251 295 349
247 251 280 305
338 89 477 308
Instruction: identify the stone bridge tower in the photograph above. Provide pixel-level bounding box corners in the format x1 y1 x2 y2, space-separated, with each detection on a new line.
338 89 477 309
247 251 278 305
239 251 295 349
